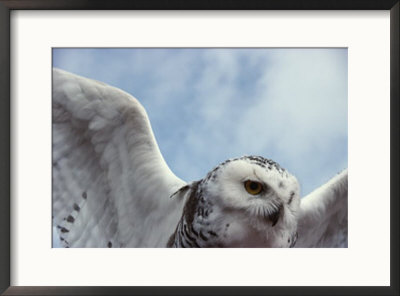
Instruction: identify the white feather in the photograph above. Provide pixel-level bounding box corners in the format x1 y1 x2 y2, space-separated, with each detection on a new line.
52 68 185 247
295 169 348 247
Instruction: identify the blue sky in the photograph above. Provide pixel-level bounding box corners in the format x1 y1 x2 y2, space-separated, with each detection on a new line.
53 48 347 197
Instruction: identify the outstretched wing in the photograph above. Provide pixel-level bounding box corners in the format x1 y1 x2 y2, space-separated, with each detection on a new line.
52 68 186 248
295 169 348 248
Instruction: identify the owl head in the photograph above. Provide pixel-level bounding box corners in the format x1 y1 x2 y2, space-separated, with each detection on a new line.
168 156 301 248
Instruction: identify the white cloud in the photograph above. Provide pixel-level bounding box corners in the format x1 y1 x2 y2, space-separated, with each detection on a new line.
236 49 348 193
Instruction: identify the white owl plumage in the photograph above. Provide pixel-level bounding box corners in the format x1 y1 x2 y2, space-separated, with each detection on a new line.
52 68 348 248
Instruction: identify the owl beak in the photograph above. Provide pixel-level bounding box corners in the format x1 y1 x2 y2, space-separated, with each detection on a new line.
269 204 282 227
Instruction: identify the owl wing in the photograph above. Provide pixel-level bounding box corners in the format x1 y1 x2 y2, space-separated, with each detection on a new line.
295 169 348 247
52 68 186 248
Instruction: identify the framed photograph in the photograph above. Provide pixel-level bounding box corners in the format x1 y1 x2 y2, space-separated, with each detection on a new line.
50 47 348 250
1 1 398 295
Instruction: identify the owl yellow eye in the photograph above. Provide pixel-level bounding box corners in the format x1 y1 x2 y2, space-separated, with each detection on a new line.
244 180 263 195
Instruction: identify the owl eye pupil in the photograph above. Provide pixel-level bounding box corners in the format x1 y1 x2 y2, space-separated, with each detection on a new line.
249 182 259 190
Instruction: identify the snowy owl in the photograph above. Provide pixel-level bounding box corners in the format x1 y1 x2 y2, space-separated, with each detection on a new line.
52 68 348 248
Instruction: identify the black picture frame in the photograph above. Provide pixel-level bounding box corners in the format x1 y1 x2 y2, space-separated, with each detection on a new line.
0 1 398 295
